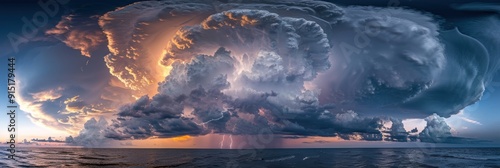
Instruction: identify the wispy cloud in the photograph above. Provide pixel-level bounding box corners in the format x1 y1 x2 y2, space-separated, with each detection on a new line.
459 117 482 125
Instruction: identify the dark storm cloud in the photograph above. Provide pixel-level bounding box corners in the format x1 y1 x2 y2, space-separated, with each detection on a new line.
453 3 500 84
105 48 235 139
105 47 390 141
400 3 500 119
316 6 446 117
312 5 500 121
72 117 110 147
92 0 500 144
31 0 498 145
418 114 452 143
400 28 488 117
384 118 409 142
453 3 500 13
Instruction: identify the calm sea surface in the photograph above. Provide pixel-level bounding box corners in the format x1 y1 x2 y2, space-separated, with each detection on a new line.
1 148 500 167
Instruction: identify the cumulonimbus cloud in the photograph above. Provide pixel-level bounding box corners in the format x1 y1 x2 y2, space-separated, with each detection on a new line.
31 0 500 145
97 0 500 143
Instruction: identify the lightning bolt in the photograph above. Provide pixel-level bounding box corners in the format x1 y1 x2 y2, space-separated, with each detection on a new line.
220 135 226 149
229 134 233 149
229 124 236 149
194 111 225 127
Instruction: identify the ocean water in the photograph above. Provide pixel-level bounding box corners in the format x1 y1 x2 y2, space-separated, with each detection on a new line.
1 148 500 167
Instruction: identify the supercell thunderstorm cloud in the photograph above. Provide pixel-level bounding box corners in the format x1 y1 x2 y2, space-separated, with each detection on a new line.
13 0 500 146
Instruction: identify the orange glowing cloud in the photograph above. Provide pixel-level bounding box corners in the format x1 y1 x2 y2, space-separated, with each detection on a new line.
172 135 192 142
30 87 63 102
97 1 217 96
46 15 105 57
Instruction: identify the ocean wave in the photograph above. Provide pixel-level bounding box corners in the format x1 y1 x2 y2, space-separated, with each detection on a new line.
78 162 125 166
303 155 319 160
430 154 500 161
158 162 190 167
79 156 108 160
264 155 295 162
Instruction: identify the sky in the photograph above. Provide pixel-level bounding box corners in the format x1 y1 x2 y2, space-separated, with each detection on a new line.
0 0 500 148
